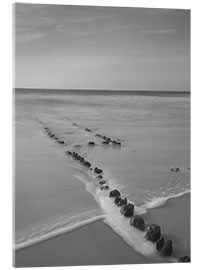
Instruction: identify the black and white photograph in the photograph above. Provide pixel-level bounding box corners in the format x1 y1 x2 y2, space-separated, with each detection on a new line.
13 2 190 267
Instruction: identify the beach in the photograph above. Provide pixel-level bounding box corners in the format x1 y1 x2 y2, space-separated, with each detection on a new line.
15 220 148 267
15 193 190 267
13 3 191 267
14 89 190 266
145 193 190 258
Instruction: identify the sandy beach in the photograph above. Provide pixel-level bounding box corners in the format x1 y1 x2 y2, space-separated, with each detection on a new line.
14 193 190 267
145 193 190 258
14 3 190 267
14 89 190 267
15 220 149 267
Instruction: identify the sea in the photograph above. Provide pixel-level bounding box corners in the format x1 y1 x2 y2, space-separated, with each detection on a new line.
14 89 190 260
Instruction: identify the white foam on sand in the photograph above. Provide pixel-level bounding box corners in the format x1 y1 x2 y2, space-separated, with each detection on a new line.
74 172 158 257
17 171 188 259
75 172 166 258
74 173 97 195
142 189 190 209
15 210 105 251
94 189 158 257
74 172 187 261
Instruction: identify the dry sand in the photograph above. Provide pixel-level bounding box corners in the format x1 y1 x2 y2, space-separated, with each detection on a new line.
14 193 190 267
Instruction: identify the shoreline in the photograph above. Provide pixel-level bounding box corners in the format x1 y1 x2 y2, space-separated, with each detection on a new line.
144 193 190 258
14 214 105 251
14 220 150 267
14 193 190 267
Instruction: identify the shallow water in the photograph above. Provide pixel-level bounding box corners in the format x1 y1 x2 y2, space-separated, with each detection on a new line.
14 89 190 258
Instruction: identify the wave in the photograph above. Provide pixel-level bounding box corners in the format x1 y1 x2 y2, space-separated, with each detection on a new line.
74 173 98 197
95 189 156 257
73 170 191 261
15 125 190 258
15 210 104 251
74 172 159 257
142 189 190 209
15 169 190 262
15 169 108 252
74 172 158 257
71 171 190 259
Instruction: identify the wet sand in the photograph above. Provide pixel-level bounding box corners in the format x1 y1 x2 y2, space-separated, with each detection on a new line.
144 193 190 258
14 220 149 267
14 193 190 267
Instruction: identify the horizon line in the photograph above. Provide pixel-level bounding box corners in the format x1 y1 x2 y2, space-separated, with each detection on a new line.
14 88 190 93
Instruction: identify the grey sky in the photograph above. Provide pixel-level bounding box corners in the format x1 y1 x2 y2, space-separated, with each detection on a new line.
15 4 190 91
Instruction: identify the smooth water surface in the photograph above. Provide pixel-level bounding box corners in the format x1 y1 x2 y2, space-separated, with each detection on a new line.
14 89 190 252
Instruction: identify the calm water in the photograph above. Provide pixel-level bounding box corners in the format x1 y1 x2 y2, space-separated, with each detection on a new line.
14 89 190 255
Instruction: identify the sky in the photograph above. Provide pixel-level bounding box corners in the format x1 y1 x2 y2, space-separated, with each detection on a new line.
14 3 190 91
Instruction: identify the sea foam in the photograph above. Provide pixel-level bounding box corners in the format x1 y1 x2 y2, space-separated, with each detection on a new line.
15 210 104 251
75 172 157 257
74 171 189 260
96 189 156 256
142 189 190 209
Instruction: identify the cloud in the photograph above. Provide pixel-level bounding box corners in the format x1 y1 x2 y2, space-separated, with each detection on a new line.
68 14 111 24
140 28 177 34
55 19 132 39
54 24 64 29
16 31 47 43
14 4 135 43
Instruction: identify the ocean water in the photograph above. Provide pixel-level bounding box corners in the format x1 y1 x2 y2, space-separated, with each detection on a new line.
14 89 190 259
